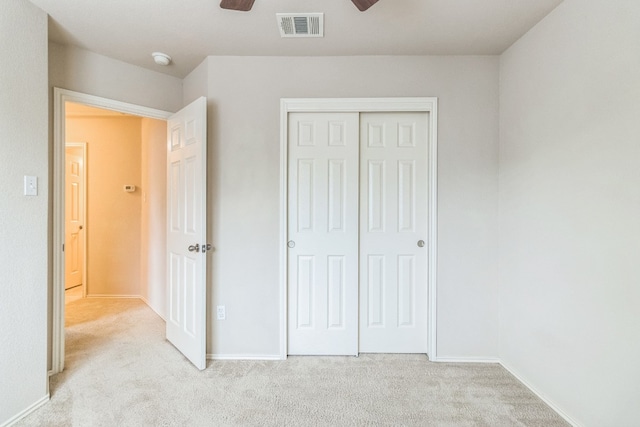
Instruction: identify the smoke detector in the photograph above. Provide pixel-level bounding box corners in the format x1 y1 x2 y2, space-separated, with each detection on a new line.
277 13 324 38
152 52 171 66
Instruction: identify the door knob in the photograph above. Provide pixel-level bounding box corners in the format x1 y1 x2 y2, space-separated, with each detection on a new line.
287 240 295 248
417 240 425 248
79 225 83 230
202 243 212 253
188 243 200 253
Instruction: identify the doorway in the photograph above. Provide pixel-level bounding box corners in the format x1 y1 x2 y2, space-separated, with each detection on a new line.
52 89 173 374
279 98 439 359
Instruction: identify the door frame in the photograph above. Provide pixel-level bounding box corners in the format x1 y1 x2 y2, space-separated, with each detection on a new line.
52 88 172 374
64 142 87 296
279 98 439 360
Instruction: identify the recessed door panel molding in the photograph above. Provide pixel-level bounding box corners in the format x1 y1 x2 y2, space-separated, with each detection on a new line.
70 182 80 221
170 161 181 232
296 255 315 329
328 121 347 147
328 159 346 232
185 119 196 144
169 252 181 324
287 112 359 356
397 255 415 327
184 257 197 337
327 255 346 329
398 122 416 148
367 255 386 327
298 122 316 146
398 160 416 232
367 160 386 233
296 159 315 232
280 98 438 361
367 123 386 148
170 126 181 151
185 156 197 234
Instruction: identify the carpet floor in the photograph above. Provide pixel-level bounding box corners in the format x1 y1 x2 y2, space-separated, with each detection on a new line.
17 297 569 426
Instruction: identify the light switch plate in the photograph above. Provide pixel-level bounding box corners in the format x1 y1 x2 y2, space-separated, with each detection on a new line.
24 176 37 196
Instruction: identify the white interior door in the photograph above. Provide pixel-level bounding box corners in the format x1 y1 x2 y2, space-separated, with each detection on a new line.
65 143 85 290
359 112 428 353
166 96 208 370
287 112 359 355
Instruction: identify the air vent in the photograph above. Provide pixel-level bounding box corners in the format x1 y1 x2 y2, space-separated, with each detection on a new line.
277 13 324 38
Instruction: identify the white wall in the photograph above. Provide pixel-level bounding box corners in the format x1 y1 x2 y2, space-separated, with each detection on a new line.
184 56 500 359
0 0 49 424
499 0 640 424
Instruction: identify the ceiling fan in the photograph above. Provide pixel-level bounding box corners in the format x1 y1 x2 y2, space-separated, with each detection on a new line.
220 0 379 12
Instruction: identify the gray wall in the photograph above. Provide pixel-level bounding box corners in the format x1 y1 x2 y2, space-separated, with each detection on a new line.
49 43 183 113
184 56 500 359
0 0 49 424
499 0 640 424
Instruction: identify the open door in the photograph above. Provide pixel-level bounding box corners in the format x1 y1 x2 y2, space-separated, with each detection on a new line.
166 97 208 370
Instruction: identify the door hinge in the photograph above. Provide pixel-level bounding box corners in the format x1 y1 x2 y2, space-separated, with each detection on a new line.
62 244 65 252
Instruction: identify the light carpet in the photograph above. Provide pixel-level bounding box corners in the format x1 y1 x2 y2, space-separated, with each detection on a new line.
17 297 569 426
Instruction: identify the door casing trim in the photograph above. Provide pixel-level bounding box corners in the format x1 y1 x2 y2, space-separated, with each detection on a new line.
279 97 439 360
52 88 171 374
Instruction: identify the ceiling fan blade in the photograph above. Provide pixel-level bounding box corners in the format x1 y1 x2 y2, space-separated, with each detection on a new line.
220 0 255 12
351 0 379 12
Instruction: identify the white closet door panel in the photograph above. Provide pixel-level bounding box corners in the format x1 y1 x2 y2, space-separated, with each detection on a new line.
288 112 359 355
359 112 429 353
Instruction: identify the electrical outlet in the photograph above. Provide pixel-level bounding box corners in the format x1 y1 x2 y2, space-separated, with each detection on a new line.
216 305 226 320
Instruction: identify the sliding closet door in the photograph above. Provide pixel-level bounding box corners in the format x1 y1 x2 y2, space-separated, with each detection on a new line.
287 112 359 355
359 112 429 353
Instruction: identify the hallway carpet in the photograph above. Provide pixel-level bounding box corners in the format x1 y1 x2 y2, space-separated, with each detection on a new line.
17 297 568 426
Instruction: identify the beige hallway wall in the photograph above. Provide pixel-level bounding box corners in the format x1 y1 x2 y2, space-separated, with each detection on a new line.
141 118 167 318
65 114 143 296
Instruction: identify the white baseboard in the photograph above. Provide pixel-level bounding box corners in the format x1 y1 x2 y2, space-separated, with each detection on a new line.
433 357 500 364
1 394 49 427
207 354 284 361
500 361 581 427
139 296 166 321
86 294 141 299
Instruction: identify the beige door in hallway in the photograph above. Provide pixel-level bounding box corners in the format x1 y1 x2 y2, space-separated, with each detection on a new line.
65 143 86 291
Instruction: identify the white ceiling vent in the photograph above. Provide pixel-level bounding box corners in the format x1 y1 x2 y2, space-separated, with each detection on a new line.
277 13 324 38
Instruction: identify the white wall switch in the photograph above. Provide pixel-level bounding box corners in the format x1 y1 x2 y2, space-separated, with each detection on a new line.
216 305 226 320
124 185 136 192
24 176 37 196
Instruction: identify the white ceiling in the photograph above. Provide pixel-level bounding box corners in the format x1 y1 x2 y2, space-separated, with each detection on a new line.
29 0 563 78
